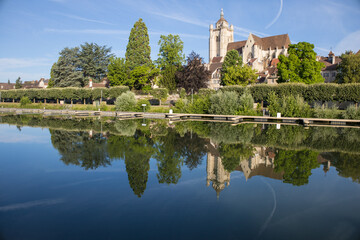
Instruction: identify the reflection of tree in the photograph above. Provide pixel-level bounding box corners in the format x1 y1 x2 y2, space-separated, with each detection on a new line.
50 130 110 170
114 120 137 136
209 123 255 145
154 130 183 184
177 132 207 170
219 143 255 172
274 149 319 186
326 153 360 183
107 132 154 197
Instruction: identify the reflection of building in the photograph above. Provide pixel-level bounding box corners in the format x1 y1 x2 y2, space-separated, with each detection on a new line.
206 151 230 199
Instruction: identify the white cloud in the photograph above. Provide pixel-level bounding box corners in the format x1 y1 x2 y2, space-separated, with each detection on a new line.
149 11 209 28
0 199 64 212
233 26 268 38
52 12 115 26
334 30 360 55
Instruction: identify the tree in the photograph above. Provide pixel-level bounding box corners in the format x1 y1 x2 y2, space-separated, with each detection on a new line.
176 51 210 93
157 34 185 70
221 50 242 83
48 63 56 88
107 57 128 86
221 65 257 86
128 64 159 91
15 77 22 89
79 42 113 82
7 79 10 84
159 64 177 92
125 18 151 71
335 52 360 83
51 47 84 87
277 42 325 84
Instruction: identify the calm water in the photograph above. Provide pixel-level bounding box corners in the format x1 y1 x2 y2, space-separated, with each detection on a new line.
0 115 359 240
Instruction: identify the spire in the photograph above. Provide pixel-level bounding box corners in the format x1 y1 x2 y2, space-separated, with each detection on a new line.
220 8 224 18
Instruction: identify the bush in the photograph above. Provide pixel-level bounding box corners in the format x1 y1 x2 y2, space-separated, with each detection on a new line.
313 104 340 119
209 91 239 115
179 88 186 99
175 99 188 113
238 89 254 113
135 99 151 112
342 105 360 120
151 88 168 105
115 91 136 111
20 96 31 106
268 93 311 117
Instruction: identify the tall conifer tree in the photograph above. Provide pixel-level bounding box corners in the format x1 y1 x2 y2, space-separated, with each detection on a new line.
125 18 151 70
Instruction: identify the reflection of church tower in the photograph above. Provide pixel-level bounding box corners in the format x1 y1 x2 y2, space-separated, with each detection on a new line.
209 9 234 62
206 151 230 200
323 160 331 176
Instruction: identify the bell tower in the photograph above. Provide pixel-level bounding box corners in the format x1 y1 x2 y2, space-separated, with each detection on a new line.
209 9 234 63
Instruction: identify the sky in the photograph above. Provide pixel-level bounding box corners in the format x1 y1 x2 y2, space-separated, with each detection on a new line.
0 0 359 82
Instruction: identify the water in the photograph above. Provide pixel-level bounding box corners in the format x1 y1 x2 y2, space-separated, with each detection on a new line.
0 115 359 240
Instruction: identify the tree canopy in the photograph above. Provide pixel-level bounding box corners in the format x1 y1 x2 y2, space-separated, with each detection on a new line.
176 51 210 93
15 77 22 89
157 34 185 70
277 42 325 84
125 18 152 71
335 51 360 83
107 57 128 86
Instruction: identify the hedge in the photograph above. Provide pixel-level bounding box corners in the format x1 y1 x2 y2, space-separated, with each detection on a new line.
221 83 360 102
0 86 129 102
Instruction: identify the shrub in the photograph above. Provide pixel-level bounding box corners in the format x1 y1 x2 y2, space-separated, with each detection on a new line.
268 93 311 117
175 99 188 113
186 96 211 114
209 91 239 115
179 88 186 99
151 88 168 105
238 89 254 112
135 99 151 112
313 104 339 119
20 96 31 106
342 105 360 120
115 91 136 111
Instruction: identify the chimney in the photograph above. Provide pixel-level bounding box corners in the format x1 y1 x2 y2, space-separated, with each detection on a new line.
89 79 93 88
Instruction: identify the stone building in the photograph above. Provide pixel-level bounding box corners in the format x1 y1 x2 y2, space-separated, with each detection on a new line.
207 9 291 89
317 51 342 83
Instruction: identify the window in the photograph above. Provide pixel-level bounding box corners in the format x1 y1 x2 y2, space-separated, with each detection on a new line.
332 72 336 77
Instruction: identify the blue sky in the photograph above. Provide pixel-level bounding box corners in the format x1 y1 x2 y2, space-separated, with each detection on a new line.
0 0 359 82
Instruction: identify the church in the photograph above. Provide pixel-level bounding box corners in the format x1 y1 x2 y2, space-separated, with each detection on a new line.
207 9 291 90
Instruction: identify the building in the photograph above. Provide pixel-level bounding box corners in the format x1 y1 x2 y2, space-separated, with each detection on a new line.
317 51 342 83
85 78 109 89
0 82 16 90
22 78 49 89
207 9 291 89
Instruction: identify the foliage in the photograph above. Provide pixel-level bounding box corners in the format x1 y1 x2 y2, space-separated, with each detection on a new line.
331 152 360 183
156 34 185 69
179 88 186 99
115 91 136 111
128 65 159 91
108 86 130 99
222 65 257 86
342 105 360 120
219 143 254 172
125 18 151 71
15 77 22 89
277 42 325 84
78 42 113 82
313 104 340 119
209 91 239 115
20 96 31 106
151 88 168 105
275 149 320 186
268 92 312 117
135 99 151 112
238 89 255 114
107 57 128 86
158 64 178 93
335 52 360 83
176 51 210 93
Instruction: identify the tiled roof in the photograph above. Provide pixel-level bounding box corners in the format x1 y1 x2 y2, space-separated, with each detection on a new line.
208 62 223 74
0 83 16 90
253 33 291 50
211 56 222 63
227 40 246 51
319 56 342 71
270 58 279 67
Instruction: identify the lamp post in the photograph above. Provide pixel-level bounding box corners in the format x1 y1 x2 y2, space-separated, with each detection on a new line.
142 104 146 113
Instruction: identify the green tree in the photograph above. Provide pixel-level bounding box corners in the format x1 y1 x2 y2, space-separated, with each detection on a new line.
15 77 22 89
277 42 325 84
176 51 210 93
79 42 113 82
107 57 128 86
221 50 242 83
48 63 56 88
222 65 257 86
129 65 159 91
157 34 185 69
159 64 178 93
219 143 254 172
125 18 151 71
52 47 84 87
335 52 360 83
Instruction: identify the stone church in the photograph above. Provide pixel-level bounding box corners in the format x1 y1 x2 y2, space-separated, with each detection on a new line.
207 9 291 90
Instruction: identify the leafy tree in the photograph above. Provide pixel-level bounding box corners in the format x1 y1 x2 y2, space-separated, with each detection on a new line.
219 143 254 172
48 63 56 88
79 42 113 82
277 42 325 84
176 51 210 93
157 34 185 69
15 77 22 89
222 65 257 86
275 149 319 186
335 52 360 83
128 64 159 91
221 50 246 85
107 57 128 86
125 18 151 71
329 152 360 183
159 64 178 93
52 47 84 87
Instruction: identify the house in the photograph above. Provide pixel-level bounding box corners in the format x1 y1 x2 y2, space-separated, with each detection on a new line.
207 9 291 89
317 51 342 83
22 78 49 89
85 78 109 89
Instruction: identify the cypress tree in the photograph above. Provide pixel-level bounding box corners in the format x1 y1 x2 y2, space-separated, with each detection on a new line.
125 18 151 70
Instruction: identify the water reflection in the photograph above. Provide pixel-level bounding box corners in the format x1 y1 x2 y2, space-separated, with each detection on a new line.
1 114 360 198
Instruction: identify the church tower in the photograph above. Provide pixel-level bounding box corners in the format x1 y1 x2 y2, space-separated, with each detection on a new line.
209 9 234 63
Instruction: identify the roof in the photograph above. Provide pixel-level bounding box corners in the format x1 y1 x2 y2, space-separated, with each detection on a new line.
211 56 222 63
319 56 342 71
227 40 246 51
208 62 223 74
236 164 283 180
270 58 279 67
0 83 16 90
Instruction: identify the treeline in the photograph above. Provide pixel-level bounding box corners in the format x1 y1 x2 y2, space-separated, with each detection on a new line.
221 83 360 102
0 86 129 103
